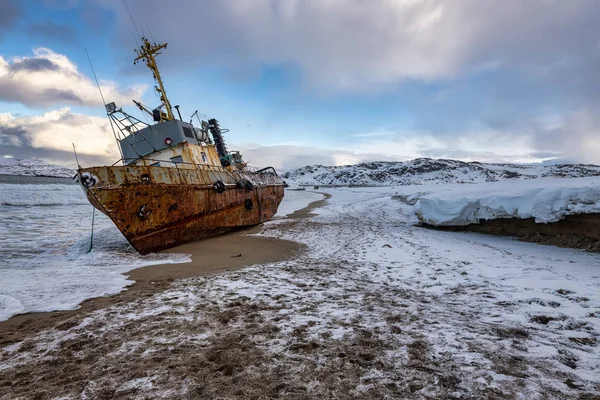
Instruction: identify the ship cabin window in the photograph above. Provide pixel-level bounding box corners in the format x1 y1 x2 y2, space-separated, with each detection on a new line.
150 162 161 167
170 155 183 165
201 152 208 163
183 126 194 138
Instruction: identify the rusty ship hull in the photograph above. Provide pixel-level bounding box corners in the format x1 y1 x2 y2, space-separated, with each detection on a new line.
79 164 284 254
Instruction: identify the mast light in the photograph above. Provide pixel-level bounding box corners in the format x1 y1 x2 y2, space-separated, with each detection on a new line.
105 102 117 114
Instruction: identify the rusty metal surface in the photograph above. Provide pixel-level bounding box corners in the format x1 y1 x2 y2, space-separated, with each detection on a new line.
82 164 281 188
79 164 284 254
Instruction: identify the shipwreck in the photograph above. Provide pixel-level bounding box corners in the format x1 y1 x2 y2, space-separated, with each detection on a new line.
76 37 284 254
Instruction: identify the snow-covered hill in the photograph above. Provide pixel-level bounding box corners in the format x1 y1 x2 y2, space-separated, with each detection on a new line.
282 158 600 186
0 158 75 178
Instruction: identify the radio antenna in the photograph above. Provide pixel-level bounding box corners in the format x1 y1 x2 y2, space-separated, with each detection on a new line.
84 48 122 160
85 48 107 107
123 0 142 41
146 24 156 44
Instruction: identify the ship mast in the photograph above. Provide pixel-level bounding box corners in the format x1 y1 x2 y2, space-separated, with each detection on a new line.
134 37 173 122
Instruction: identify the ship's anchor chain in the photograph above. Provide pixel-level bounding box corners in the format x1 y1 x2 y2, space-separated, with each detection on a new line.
137 205 151 220
213 180 227 194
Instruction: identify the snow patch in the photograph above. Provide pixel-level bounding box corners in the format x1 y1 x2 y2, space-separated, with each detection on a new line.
399 177 600 225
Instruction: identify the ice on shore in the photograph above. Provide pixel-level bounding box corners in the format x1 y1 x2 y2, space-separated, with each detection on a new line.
275 189 324 217
396 177 600 226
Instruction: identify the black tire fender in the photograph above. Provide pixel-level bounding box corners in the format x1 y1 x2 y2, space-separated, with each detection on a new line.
213 180 226 193
80 172 98 188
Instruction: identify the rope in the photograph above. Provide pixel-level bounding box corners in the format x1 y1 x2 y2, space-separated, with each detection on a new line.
88 206 96 253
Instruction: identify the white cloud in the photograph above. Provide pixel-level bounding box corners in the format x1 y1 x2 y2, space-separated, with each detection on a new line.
345 131 538 163
234 111 600 171
84 0 600 169
233 131 543 172
236 143 399 172
530 106 600 164
0 47 146 107
1 104 597 171
351 131 394 138
0 108 119 159
102 0 600 93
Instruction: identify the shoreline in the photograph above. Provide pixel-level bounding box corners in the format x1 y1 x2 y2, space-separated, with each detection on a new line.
0 192 330 344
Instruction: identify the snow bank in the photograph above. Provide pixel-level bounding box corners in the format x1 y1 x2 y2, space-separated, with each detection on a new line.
401 177 600 226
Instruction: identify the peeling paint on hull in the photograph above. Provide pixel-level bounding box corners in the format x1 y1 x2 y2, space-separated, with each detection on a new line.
78 165 284 254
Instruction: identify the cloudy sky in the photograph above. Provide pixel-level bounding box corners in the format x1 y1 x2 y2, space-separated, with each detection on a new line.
1 0 599 170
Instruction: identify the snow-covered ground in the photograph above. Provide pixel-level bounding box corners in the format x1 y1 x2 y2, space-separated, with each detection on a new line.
2 187 599 399
392 176 600 226
0 158 75 178
284 158 600 186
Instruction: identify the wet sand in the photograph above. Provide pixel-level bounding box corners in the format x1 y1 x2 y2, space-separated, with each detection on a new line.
0 192 330 345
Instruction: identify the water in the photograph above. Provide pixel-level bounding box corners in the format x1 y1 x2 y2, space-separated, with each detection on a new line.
0 175 190 321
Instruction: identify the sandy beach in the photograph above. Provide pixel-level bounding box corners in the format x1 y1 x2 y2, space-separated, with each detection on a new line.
1 188 599 400
0 193 327 343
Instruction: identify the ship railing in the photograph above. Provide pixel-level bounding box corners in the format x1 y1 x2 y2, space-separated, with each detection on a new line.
112 158 233 173
103 158 283 186
254 166 279 176
111 157 281 177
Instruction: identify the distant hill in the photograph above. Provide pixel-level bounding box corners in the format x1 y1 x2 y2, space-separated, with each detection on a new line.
282 158 600 186
0 158 75 178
